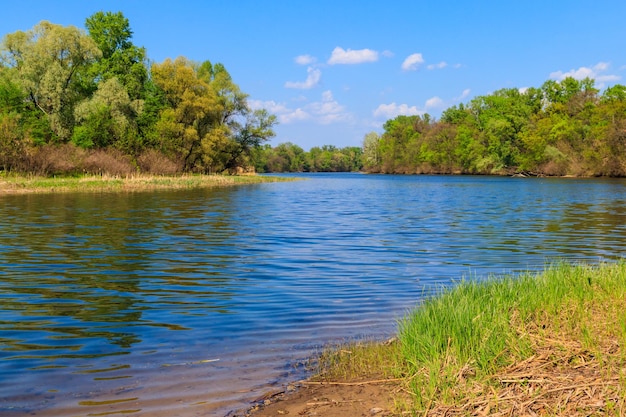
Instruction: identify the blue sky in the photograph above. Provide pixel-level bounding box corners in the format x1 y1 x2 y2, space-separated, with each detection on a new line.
3 1 626 150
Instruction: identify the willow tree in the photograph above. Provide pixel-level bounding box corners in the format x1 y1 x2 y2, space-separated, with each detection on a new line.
72 77 138 150
1 21 101 140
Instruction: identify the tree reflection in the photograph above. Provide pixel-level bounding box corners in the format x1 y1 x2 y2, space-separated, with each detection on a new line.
0 189 243 363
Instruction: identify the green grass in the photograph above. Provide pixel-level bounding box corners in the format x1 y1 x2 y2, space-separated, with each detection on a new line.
0 173 298 194
315 262 626 415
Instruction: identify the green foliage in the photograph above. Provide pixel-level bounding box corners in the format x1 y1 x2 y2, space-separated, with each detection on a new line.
1 13 625 177
1 20 101 141
150 56 275 173
366 78 626 177
85 11 148 100
251 143 363 173
0 12 278 175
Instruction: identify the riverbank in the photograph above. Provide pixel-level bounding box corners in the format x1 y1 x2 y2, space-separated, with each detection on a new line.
244 262 626 416
0 173 297 194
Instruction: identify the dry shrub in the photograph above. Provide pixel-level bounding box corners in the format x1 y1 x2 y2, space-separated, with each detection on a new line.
539 159 568 176
136 149 181 175
82 149 135 176
28 143 87 175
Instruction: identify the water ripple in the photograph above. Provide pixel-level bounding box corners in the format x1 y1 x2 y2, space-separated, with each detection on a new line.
1 174 626 416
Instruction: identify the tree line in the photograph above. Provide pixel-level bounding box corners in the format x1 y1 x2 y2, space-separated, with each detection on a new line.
251 143 363 173
362 77 626 177
2 13 625 178
0 11 276 175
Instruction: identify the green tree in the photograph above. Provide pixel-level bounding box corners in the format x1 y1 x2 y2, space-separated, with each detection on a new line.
362 131 381 171
85 11 148 100
1 21 101 140
72 77 139 150
151 56 219 170
151 57 276 172
223 108 276 171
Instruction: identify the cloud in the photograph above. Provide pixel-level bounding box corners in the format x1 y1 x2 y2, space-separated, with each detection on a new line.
373 89 471 119
549 62 621 87
401 53 424 71
281 108 311 124
373 102 423 118
328 47 379 65
295 54 316 65
250 91 350 125
285 67 321 89
248 99 288 113
454 89 471 101
309 90 350 124
427 61 447 70
248 99 310 124
425 96 444 109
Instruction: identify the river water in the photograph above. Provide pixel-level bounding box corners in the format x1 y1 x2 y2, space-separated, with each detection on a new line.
1 173 625 416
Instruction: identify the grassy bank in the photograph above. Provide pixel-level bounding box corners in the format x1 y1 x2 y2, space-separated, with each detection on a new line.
0 173 298 194
316 262 626 415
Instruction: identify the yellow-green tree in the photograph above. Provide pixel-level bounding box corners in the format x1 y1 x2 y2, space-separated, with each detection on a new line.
152 57 276 173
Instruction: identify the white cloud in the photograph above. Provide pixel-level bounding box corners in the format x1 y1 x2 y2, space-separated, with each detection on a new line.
309 90 350 124
425 96 444 109
549 62 621 87
281 108 311 124
248 99 310 124
401 53 424 71
454 89 471 101
382 50 394 58
285 67 321 89
251 91 350 125
248 99 289 113
295 54 316 65
427 61 447 70
373 89 470 120
328 47 379 65
373 102 423 118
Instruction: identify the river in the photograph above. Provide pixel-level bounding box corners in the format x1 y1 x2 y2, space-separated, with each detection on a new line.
1 173 625 416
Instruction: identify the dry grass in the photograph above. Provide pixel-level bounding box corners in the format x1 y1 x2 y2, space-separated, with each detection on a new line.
0 173 298 194
425 320 626 415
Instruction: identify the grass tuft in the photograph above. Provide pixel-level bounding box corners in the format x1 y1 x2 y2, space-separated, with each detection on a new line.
314 262 626 416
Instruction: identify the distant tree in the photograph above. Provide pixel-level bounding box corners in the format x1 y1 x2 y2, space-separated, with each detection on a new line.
362 131 381 171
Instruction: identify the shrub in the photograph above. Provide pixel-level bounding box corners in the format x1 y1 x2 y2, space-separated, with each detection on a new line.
136 149 180 174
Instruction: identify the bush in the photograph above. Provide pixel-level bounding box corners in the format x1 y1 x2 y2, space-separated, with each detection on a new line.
136 149 180 174
29 143 87 175
82 149 135 176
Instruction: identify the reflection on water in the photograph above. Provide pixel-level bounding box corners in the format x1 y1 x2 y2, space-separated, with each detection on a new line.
1 174 626 416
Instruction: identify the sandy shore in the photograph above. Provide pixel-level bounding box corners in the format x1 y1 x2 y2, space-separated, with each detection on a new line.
233 378 408 417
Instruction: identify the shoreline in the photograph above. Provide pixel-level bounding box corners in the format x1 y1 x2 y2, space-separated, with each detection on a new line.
238 262 626 416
